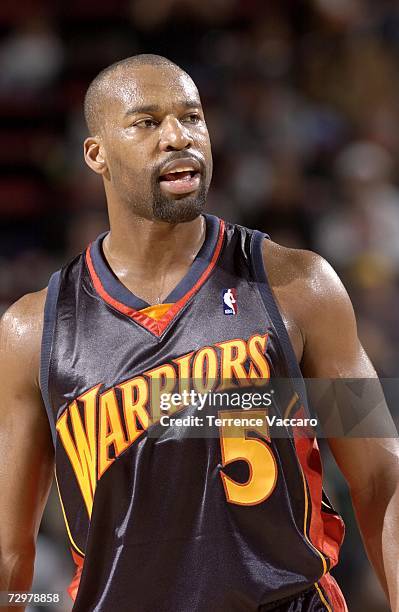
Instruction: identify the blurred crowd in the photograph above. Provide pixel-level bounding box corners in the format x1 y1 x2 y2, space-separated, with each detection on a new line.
1 0 398 610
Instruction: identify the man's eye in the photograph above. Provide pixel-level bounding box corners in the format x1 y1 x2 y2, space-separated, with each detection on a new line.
183 114 201 124
134 118 158 128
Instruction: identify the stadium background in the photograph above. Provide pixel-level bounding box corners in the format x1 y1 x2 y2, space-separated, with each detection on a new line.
1 0 398 610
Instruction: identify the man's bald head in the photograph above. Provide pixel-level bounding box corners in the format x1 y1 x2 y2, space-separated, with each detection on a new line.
84 54 189 135
82 53 211 224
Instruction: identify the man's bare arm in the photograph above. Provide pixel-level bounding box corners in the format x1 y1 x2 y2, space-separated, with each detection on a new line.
296 250 399 610
0 290 54 605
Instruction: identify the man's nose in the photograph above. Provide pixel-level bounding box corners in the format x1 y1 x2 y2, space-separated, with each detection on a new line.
159 116 193 152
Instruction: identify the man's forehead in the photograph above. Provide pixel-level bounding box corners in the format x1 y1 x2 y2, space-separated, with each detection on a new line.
105 64 201 112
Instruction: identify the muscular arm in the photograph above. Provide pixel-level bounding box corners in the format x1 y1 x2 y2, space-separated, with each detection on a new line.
0 291 54 609
264 241 399 610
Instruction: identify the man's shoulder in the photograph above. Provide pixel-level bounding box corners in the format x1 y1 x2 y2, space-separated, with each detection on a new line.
261 237 341 298
2 288 48 326
1 288 48 359
260 238 356 341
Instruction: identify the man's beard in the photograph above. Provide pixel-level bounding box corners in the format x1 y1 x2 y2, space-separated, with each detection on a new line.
150 177 208 223
115 154 211 223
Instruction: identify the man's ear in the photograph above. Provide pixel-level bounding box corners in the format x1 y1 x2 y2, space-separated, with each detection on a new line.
83 137 107 175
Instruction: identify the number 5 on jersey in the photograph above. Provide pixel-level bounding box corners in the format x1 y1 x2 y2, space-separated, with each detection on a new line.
219 410 277 505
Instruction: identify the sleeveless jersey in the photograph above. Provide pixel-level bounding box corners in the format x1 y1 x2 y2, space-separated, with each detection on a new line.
40 214 346 611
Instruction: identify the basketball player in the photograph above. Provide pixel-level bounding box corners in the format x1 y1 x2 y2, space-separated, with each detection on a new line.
0 55 398 612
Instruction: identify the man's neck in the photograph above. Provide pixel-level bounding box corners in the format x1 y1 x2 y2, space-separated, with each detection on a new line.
103 214 205 275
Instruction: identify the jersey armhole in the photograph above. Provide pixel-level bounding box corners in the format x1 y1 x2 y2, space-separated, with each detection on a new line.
39 270 61 448
250 230 309 407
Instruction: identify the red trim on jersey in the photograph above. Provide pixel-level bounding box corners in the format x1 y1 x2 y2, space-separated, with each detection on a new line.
293 408 345 569
85 220 225 337
68 548 84 601
319 573 348 612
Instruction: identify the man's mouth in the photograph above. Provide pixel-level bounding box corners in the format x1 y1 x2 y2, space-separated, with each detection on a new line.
158 158 202 196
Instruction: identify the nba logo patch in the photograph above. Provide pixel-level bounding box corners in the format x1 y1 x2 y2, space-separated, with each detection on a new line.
222 288 238 315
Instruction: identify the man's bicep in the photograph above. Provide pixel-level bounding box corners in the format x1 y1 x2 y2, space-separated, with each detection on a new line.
296 255 399 490
0 295 54 560
0 382 54 552
299 255 370 379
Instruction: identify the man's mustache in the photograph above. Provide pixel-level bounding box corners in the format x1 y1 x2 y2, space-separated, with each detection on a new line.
153 151 206 179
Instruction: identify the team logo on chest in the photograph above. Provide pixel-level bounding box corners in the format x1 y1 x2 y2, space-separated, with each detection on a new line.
56 333 270 517
222 288 237 315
